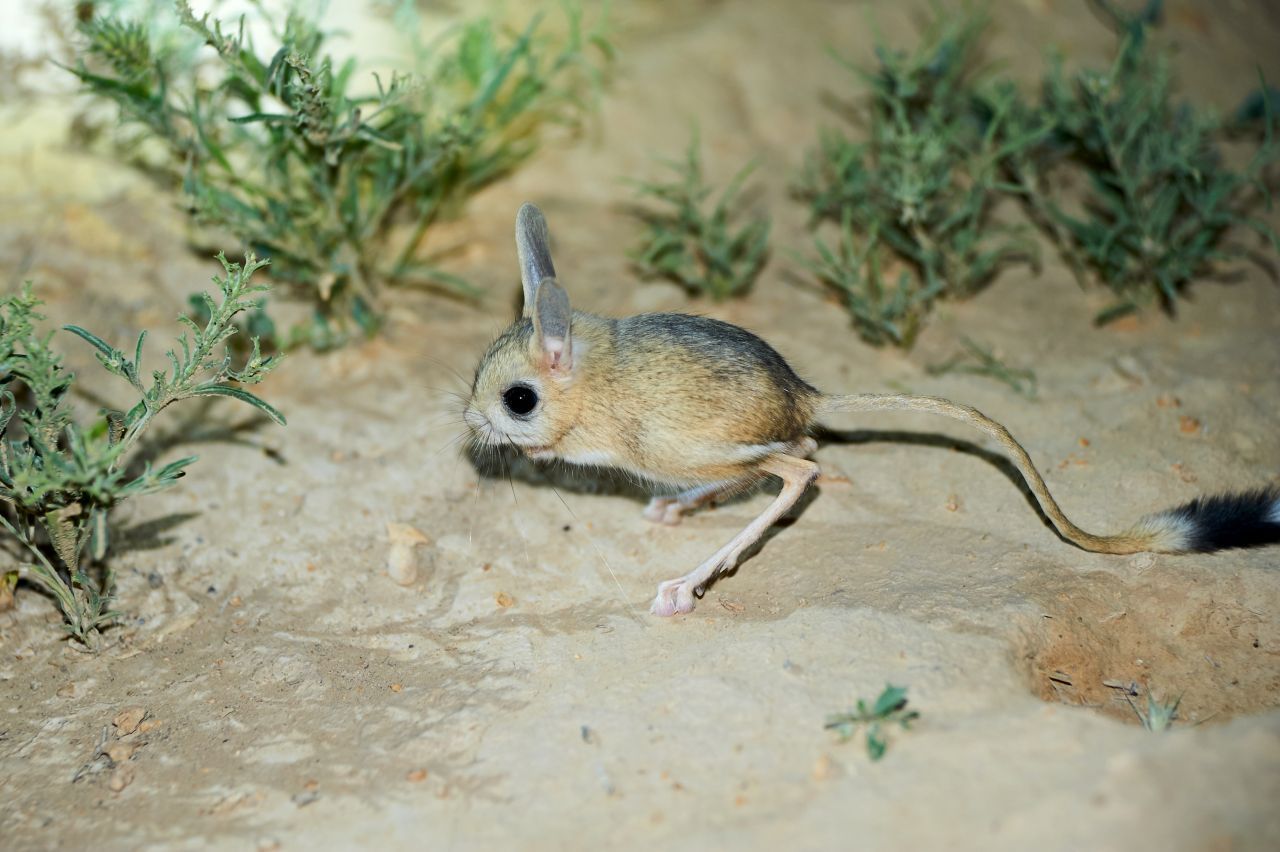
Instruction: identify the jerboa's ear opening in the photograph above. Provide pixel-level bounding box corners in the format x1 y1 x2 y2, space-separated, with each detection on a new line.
532 277 572 372
515 203 556 317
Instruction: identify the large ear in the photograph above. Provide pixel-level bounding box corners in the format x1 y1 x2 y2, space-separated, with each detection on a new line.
515 203 556 317
532 277 572 373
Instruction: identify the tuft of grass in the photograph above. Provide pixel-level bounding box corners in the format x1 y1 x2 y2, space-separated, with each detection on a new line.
1128 690 1181 732
68 1 610 349
797 7 1044 348
825 684 920 761
0 254 284 647
926 336 1038 399
801 0 1278 341
629 136 771 300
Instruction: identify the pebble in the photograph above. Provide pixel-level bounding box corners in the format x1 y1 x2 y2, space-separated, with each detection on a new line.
812 754 837 781
108 766 134 792
386 523 432 586
291 791 320 807
113 707 146 736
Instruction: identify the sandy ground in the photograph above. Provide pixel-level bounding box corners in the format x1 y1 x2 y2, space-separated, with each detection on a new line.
2 1 1279 849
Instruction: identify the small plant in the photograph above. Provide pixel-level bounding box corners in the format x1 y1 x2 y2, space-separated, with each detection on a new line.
1007 0 1280 323
926 336 1038 399
825 684 920 761
629 137 771 300
803 215 933 347
69 1 610 348
797 7 1044 348
1128 690 1181 732
0 254 284 646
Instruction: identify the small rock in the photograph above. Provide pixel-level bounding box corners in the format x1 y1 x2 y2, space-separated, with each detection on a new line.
105 742 138 764
1178 415 1201 435
137 718 162 734
56 682 77 699
406 768 428 783
495 592 515 608
113 707 146 736
389 682 403 693
108 766 134 792
386 522 432 587
812 753 837 781
386 522 431 547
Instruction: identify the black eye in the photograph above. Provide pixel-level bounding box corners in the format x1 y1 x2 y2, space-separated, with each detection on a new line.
502 384 538 416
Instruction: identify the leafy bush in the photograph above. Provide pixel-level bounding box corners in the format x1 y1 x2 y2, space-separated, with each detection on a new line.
800 0 1277 342
797 8 1043 347
1011 1 1280 322
69 0 611 348
0 254 283 646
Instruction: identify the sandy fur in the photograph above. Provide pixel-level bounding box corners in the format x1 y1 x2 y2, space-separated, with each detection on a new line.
471 309 820 487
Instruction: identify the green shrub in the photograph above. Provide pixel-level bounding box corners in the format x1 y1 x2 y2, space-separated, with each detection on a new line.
629 136 771 300
797 8 1043 347
69 1 611 348
0 254 283 646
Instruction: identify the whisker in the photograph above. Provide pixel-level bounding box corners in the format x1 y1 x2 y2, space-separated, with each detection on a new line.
497 431 535 577
467 445 482 552
413 353 475 392
550 485 647 626
432 430 471 460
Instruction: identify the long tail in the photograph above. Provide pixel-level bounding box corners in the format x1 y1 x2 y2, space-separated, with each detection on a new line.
822 393 1280 555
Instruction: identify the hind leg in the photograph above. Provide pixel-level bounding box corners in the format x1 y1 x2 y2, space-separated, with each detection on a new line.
643 479 746 526
651 451 820 616
643 439 817 527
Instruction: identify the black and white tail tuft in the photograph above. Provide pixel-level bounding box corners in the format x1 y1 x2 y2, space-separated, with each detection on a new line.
1150 486 1280 553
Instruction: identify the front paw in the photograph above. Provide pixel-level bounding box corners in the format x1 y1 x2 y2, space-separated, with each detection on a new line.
650 579 696 616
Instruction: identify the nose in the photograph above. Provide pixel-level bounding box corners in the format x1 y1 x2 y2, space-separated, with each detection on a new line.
463 406 486 432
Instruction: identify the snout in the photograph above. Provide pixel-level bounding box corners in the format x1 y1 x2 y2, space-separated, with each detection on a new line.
463 406 489 436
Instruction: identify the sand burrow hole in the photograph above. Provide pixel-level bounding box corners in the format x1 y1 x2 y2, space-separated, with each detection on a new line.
1009 559 1278 725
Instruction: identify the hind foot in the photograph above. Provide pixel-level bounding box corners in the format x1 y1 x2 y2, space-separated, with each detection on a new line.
643 497 686 526
650 577 699 616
